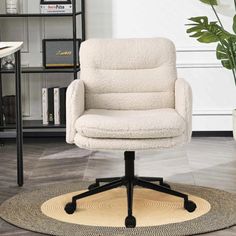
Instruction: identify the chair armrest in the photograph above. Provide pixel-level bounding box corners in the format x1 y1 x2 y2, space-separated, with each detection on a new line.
175 78 192 142
66 79 85 144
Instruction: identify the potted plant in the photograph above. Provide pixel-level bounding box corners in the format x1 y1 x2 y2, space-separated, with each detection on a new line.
186 0 236 139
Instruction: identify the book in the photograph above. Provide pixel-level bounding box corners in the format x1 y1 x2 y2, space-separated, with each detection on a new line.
40 4 72 14
54 88 60 125
48 87 54 124
60 87 67 124
42 88 48 125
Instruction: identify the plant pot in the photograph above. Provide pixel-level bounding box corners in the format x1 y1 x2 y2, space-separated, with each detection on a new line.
233 109 236 140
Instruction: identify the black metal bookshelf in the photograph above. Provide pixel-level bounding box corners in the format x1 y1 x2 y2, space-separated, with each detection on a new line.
0 120 66 129
0 12 82 17
1 67 80 74
0 0 85 137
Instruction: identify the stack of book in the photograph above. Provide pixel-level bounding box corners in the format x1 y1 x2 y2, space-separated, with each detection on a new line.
42 87 67 125
40 0 72 14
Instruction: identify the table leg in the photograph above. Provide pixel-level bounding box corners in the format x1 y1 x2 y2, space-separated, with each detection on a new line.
0 59 3 127
0 59 4 146
15 50 23 187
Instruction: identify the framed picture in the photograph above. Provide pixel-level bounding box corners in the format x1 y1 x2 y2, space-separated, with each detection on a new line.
42 39 81 68
40 0 71 4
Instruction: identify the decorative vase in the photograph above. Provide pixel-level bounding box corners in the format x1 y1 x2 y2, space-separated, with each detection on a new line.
233 109 236 140
6 0 18 14
1 55 15 70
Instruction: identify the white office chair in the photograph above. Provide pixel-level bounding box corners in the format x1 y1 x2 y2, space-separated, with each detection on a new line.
65 38 196 228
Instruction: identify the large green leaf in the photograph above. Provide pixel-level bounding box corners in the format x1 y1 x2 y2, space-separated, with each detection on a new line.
199 0 218 5
216 40 236 84
186 16 232 44
216 40 236 70
198 32 219 42
217 44 233 69
187 2 236 84
233 15 236 34
188 16 208 24
187 16 236 76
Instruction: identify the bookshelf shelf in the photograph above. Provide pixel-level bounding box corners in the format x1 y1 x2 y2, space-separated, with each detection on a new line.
0 66 80 74
0 12 82 18
0 129 66 139
0 120 66 129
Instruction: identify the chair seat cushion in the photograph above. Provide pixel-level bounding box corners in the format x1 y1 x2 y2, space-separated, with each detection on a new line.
75 108 185 139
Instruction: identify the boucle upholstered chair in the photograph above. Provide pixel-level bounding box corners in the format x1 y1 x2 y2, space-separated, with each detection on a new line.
65 38 196 228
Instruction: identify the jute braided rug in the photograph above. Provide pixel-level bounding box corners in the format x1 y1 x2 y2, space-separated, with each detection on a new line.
0 182 235 236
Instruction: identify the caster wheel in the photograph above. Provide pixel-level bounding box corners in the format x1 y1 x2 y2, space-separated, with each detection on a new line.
64 202 76 214
125 215 136 228
88 183 99 190
161 182 171 189
184 200 197 213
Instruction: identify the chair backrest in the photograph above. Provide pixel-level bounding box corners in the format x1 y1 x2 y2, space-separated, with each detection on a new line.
80 38 177 110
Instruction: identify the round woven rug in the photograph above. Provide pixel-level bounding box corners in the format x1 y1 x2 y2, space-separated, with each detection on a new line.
0 182 235 236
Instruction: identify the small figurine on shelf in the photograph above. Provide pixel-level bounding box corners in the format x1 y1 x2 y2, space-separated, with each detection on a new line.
1 54 15 70
5 0 19 14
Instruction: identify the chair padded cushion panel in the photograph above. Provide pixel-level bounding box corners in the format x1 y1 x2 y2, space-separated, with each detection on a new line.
75 109 185 139
80 38 177 110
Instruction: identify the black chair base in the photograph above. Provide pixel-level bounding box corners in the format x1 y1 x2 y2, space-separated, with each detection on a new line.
65 151 197 228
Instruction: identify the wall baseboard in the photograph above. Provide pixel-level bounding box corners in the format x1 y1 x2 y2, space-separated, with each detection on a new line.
192 131 233 137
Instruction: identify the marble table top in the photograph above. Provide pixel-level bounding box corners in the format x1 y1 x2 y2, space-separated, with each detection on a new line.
0 42 23 58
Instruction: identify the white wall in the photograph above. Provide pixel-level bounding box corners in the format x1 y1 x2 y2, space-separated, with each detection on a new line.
1 0 235 131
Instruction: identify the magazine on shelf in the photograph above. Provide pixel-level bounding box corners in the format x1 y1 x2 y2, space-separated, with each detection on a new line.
59 87 67 125
42 88 48 125
48 88 55 125
54 88 60 125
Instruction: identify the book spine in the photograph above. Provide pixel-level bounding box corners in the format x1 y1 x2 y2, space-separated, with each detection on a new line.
54 88 60 125
48 88 54 124
60 87 67 125
42 88 48 125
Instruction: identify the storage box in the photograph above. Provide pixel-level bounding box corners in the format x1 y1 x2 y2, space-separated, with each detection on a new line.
42 39 81 68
